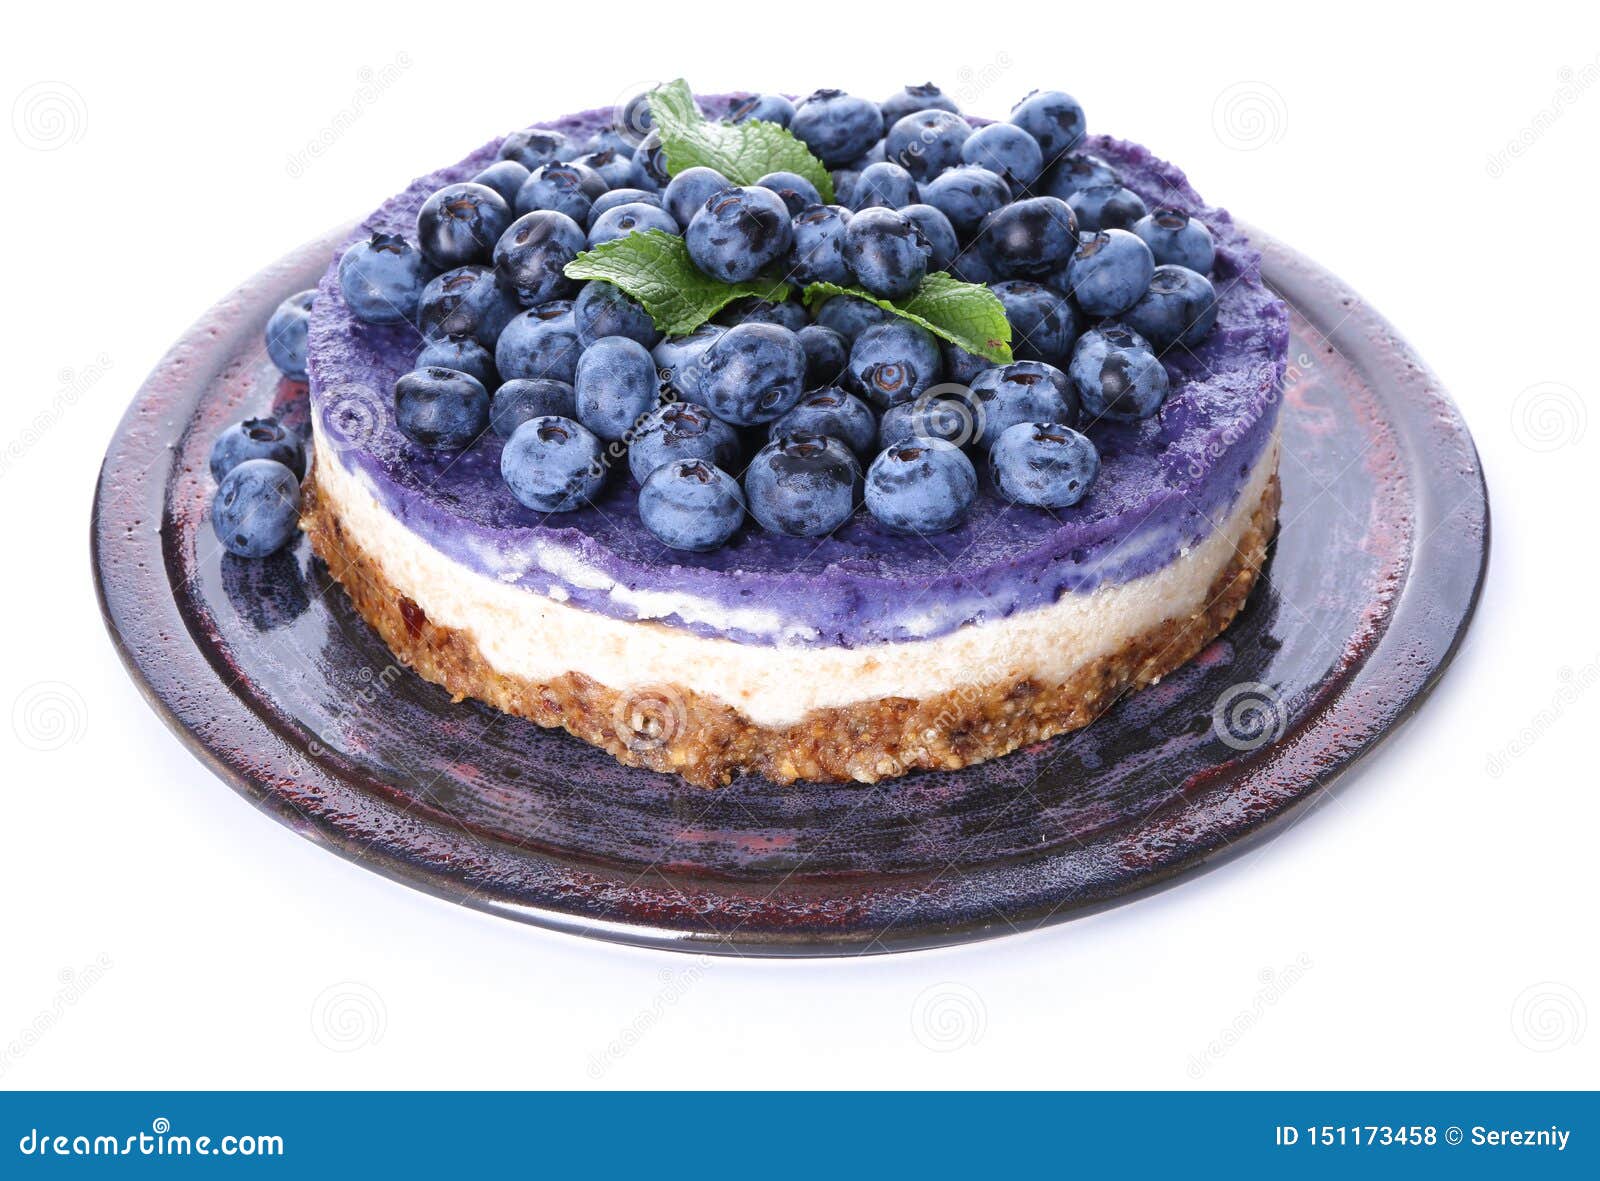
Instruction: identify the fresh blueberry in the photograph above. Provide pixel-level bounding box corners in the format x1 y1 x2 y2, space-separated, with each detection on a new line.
978 195 1077 278
877 385 985 450
899 204 959 271
587 127 639 157
1066 228 1155 317
844 139 888 170
587 188 664 229
882 82 960 126
394 366 490 449
850 161 919 211
209 417 305 482
628 401 741 483
472 159 532 206
843 207 928 299
491 378 576 438
797 324 849 388
686 186 794 283
416 182 513 270
947 249 1000 285
653 324 725 400
616 91 660 146
714 295 807 332
830 169 860 209
1123 265 1219 349
575 336 659 442
698 323 807 426
212 459 302 558
1067 184 1148 232
990 280 1081 366
632 129 671 188
587 201 680 248
847 319 942 408
1069 324 1170 422
418 265 519 346
990 421 1099 508
500 415 606 512
790 203 854 285
493 211 585 306
744 433 862 537
265 290 314 380
769 387 877 459
728 93 796 127
885 108 972 181
756 171 822 216
498 127 574 170
1037 153 1121 201
920 166 1012 238
515 162 603 222
970 360 1080 449
941 340 992 386
663 166 731 229
576 147 645 190
1009 90 1086 161
813 293 892 342
790 89 885 167
638 459 746 551
1132 208 1216 274
574 280 661 349
338 233 433 325
416 336 497 389
495 309 583 383
959 123 1044 190
866 438 977 535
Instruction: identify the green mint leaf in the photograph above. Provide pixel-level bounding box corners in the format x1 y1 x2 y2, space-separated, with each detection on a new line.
649 79 835 204
564 230 791 336
802 274 1014 364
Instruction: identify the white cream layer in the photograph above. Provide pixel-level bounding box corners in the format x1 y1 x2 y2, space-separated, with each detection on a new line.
313 433 1278 728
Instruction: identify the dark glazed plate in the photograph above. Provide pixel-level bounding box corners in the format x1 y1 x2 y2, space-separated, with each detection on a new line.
92 225 1488 956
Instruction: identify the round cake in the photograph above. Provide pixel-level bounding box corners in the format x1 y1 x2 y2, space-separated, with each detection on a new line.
301 91 1288 787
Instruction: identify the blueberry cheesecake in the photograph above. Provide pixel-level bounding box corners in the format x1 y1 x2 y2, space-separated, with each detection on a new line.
226 82 1287 787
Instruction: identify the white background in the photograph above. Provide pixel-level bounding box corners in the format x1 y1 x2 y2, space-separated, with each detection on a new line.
3 0 1597 1089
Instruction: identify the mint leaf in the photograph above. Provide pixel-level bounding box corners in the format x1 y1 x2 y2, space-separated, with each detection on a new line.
802 274 1014 364
649 79 834 204
565 230 791 336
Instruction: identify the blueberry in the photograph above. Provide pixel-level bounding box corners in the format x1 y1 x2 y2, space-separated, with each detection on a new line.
978 196 1077 278
1037 153 1121 201
1132 208 1216 274
1009 90 1086 161
714 295 807 332
886 109 972 181
844 139 888 170
990 280 1081 366
1067 227 1156 318
527 299 575 325
574 280 661 348
744 433 862 537
416 336 497 389
877 385 985 450
899 204 959 271
663 166 731 229
500 416 606 512
941 340 992 387
587 127 640 157
947 250 1000 285
1067 184 1148 232
265 290 314 380
515 163 602 223
920 165 1011 238
882 82 960 126
652 324 725 400
970 360 1079 449
210 417 305 482
990 421 1100 508
790 203 854 285
632 129 671 188
959 123 1044 190
338 233 433 325
756 171 822 216
850 161 919 211
769 387 877 459
615 91 660 146
686 186 794 283
576 147 645 190
212 459 302 558
847 319 942 408
1123 265 1219 350
587 201 680 248
728 93 796 127
698 323 806 426
638 459 746 551
866 438 977 535
1069 324 1170 422
494 309 583 383
830 169 861 209
499 127 574 170
472 159 532 206
797 324 849 388
394 366 490 449
813 293 892 342
628 401 741 483
418 265 519 346
587 188 665 230
491 378 576 437
493 210 585 306
575 336 659 441
843 207 928 299
790 89 885 167
416 182 513 270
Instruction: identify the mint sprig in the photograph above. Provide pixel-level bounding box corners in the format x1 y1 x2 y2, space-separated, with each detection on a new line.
802 275 1014 364
648 79 834 203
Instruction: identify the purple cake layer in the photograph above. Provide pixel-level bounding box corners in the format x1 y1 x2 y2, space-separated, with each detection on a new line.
307 97 1288 649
